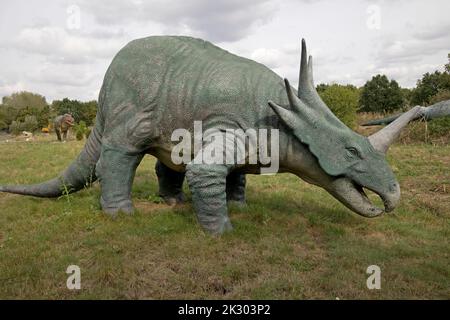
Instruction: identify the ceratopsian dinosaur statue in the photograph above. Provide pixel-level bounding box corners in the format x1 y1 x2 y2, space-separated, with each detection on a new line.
53 113 75 141
1 36 447 234
361 99 450 126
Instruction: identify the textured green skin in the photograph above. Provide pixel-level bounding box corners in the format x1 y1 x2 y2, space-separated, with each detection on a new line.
0 36 401 235
96 36 288 233
53 114 74 141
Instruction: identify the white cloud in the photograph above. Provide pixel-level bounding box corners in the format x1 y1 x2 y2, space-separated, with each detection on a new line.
12 26 128 64
79 0 280 42
0 0 449 101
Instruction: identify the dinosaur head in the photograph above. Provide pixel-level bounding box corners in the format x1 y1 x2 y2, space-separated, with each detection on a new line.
268 39 418 217
63 114 75 127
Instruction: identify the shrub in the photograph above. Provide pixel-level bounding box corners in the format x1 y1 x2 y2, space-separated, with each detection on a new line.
85 128 92 139
318 84 359 128
22 115 39 132
0 120 8 131
429 89 450 105
1 91 50 129
8 115 39 134
73 121 87 141
9 121 21 135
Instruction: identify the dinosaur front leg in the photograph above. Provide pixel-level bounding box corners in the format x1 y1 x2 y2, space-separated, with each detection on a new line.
226 172 246 204
95 145 143 216
55 128 62 141
155 160 186 205
186 162 233 235
62 129 68 141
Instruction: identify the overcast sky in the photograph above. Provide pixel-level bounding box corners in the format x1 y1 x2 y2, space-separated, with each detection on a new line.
0 0 449 102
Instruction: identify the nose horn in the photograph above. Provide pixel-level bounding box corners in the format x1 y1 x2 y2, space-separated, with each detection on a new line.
368 106 424 153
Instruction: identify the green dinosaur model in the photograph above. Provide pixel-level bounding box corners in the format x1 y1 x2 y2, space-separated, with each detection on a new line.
362 100 450 126
0 36 440 234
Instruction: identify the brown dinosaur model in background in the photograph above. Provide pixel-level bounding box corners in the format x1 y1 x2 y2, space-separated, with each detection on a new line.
53 114 74 141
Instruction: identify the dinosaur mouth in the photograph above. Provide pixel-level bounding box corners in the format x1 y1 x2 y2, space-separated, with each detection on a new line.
353 183 384 216
329 178 400 218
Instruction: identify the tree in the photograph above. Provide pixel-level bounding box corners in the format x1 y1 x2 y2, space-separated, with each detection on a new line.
401 87 413 107
2 91 47 110
445 53 450 73
0 91 50 130
411 71 450 105
317 84 359 128
411 53 450 106
359 74 404 113
51 98 97 126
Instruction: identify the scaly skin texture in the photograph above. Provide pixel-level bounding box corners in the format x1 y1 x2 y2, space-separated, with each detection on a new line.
53 114 74 141
1 36 419 235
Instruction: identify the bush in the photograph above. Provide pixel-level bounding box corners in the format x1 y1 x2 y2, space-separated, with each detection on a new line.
0 120 8 131
318 84 359 128
398 117 450 145
1 92 50 130
9 121 21 135
8 115 39 135
85 128 92 139
429 89 450 105
359 74 404 113
52 99 97 126
411 71 450 105
73 121 87 141
22 115 39 132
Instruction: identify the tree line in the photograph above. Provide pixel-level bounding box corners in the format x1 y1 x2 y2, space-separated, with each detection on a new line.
0 52 448 134
317 53 450 128
0 94 97 134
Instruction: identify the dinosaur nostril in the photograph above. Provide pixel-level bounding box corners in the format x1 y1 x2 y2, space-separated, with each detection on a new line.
389 182 399 193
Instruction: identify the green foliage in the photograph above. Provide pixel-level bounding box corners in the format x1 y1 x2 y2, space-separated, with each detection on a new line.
9 121 21 135
9 115 39 134
445 53 450 73
428 117 450 137
22 115 39 132
2 91 47 109
15 105 50 128
52 98 97 126
401 88 413 107
0 92 50 130
0 120 8 131
429 89 450 105
73 121 87 141
317 84 359 128
85 127 92 139
359 74 404 113
411 71 450 105
425 89 450 140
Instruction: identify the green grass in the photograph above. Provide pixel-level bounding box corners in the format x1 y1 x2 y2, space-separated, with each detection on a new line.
0 135 448 299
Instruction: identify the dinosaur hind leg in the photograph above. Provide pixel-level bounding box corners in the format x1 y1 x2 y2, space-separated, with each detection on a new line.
226 172 246 204
55 128 62 141
96 145 144 216
155 160 186 205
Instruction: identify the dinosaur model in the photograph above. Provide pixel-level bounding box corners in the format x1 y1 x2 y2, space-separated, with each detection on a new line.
2 36 447 234
53 113 75 141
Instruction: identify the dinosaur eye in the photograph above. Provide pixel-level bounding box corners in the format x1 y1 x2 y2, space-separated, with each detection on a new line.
346 147 361 159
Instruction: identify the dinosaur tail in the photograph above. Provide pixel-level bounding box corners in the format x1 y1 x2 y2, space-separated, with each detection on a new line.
0 121 103 198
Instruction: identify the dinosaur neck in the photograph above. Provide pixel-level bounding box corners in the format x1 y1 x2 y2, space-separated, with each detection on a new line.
277 129 295 173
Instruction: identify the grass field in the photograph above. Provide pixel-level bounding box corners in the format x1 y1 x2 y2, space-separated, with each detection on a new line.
0 134 448 299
